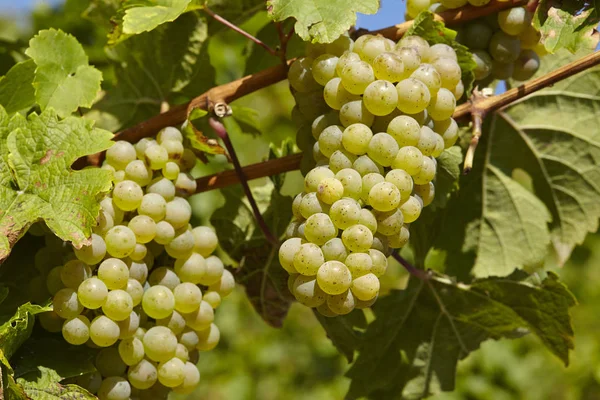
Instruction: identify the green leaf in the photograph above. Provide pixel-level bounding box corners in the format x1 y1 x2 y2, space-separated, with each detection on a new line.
431 145 462 210
182 113 226 156
0 107 114 262
0 59 36 114
314 309 366 362
267 0 379 43
0 303 50 362
434 49 600 279
407 11 476 95
346 272 576 399
533 0 600 53
122 0 192 36
212 185 294 327
25 29 103 118
18 366 96 400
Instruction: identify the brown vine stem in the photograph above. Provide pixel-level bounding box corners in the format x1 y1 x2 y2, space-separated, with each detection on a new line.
204 6 278 56
391 252 430 280
208 117 278 245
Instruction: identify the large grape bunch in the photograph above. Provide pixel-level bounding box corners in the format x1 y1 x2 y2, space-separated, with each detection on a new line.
407 0 543 84
35 127 233 400
281 33 461 317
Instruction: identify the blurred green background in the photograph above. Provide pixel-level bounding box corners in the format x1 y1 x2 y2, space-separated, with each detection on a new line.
2 1 599 399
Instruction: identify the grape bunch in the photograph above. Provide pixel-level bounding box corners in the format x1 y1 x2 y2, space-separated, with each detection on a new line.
35 128 233 400
405 0 543 84
282 33 461 317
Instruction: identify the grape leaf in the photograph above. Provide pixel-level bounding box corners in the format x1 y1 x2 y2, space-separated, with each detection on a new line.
346 272 576 399
533 0 600 53
25 29 103 118
121 0 193 36
429 50 600 279
0 303 50 362
314 309 367 362
211 185 294 327
0 59 36 114
18 365 95 400
267 0 380 43
407 11 476 95
0 107 114 263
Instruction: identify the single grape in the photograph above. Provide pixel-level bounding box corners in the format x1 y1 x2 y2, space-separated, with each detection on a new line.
388 225 411 249
128 215 157 244
351 273 380 301
316 301 339 317
400 195 423 223
345 252 373 278
60 259 92 289
359 209 378 234
154 221 175 245
397 36 431 60
119 337 145 366
414 182 436 206
106 141 136 170
342 224 374 253
142 285 175 319
183 301 214 331
146 178 176 202
335 168 363 199
74 233 106 265
321 238 349 262
157 357 186 388
512 49 540 81
304 166 334 192
329 198 361 230
367 132 399 167
105 226 137 258
199 255 225 286
202 291 222 309
102 290 134 321
387 115 421 147
369 182 401 212
342 123 373 155
98 377 131 400
519 24 542 49
432 58 462 90
173 283 203 313
62 315 90 345
385 169 413 201
46 266 64 295
292 275 327 307
396 78 431 114
138 193 167 222
165 197 192 229
407 0 432 18
463 21 494 50
145 144 169 170
453 80 465 100
395 47 421 75
317 125 343 157
489 31 521 63
191 226 218 257
428 43 458 62
317 178 344 204
472 50 493 81
98 258 129 290
157 310 187 335
178 328 200 351
375 209 404 236
339 100 375 127
363 80 399 116
356 35 393 64
90 315 120 347
128 359 158 390
162 162 180 180
288 57 320 92
411 64 442 94
498 6 531 36
53 288 83 319
293 243 325 276
413 156 437 185
304 213 338 246
78 277 108 309
143 326 178 362
372 52 405 82
369 249 388 277
127 260 150 284
312 54 339 85
38 311 64 333
165 229 195 259
327 290 356 315
125 160 152 187
329 150 357 173
316 261 352 295
174 252 207 283
392 146 423 175
433 118 459 148
427 88 456 121
326 34 354 56
117 310 140 339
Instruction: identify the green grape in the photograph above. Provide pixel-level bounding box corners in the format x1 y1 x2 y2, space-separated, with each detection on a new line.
313 142 326 162
342 224 374 252
472 50 493 80
329 198 361 230
106 141 136 170
157 127 183 143
128 260 150 284
385 169 413 201
339 100 375 127
155 221 175 245
519 24 542 49
400 195 423 223
174 172 197 195
395 47 421 76
327 290 355 315
291 275 326 307
293 243 325 276
112 170 126 183
329 150 357 173
326 34 354 56
149 267 181 291
489 31 521 63
316 302 338 317
387 115 421 147
433 118 459 148
312 54 339 85
306 41 327 58
345 252 373 278
428 43 458 62
62 315 90 345
178 328 200 351
353 155 383 176
90 315 120 347
361 173 385 202
53 288 83 319
165 197 192 229
432 58 462 90
161 139 184 160
202 291 222 309
209 269 234 297
142 285 175 319
335 168 363 199
145 144 169 170
172 361 201 394
413 156 437 185
317 178 344 204
369 182 401 212
135 138 156 159
78 277 109 309
316 261 352 295
165 229 195 259
39 311 64 333
351 273 380 301
60 259 92 289
146 178 176 201
138 193 167 221
128 359 158 390
143 326 178 362
414 182 435 207
183 300 214 331
196 324 220 352
125 160 152 187
321 238 349 262
368 249 388 277
317 125 343 157
199 255 225 286
74 233 106 265
396 78 431 114
375 209 404 236
98 377 131 400
463 21 494 50
312 111 341 139
96 347 127 377
453 79 464 100
388 225 410 249
356 35 392 64
372 52 405 82
407 0 432 18
335 51 362 77
304 166 334 192
162 162 180 180
128 215 157 244
340 61 375 95
410 64 442 94
105 226 136 258
46 267 64 295
416 126 440 156
367 132 399 167
363 80 399 116
512 49 540 81
392 146 423 175
102 289 134 321
296 125 314 151
498 6 531 36
119 337 145 366
427 88 456 121
158 357 185 388
288 57 320 92
98 258 129 290
173 283 203 313
492 60 514 80
304 213 338 246
397 36 430 60
157 310 186 335
358 209 378 234
175 343 189 361
299 192 327 219
342 123 373 155
117 310 140 339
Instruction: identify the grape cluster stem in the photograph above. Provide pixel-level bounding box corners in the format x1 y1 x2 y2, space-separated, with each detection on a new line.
391 252 430 280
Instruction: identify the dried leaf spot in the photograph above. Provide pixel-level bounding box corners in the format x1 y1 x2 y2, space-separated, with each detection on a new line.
40 149 54 164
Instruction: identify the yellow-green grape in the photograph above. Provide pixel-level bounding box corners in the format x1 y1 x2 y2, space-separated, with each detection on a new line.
342 224 374 252
128 359 158 390
388 225 410 249
198 255 225 286
396 78 431 114
173 283 203 313
428 88 456 121
413 156 437 185
498 6 531 36
173 252 207 284
162 162 180 180
145 144 169 170
321 238 349 262
397 35 431 60
386 169 413 201
329 150 357 174
392 146 423 175
292 275 327 307
165 197 192 230
74 233 106 265
53 288 84 319
128 215 157 244
143 326 178 362
313 112 342 140
327 290 355 315
335 51 361 77
353 155 383 176
411 64 442 95
119 337 145 366
340 60 375 95
89 315 120 347
311 54 339 85
142 285 175 319
372 52 405 82
203 291 222 309
125 160 153 187
363 80 399 116
361 173 385 202
453 79 465 100
316 301 339 317
299 192 327 219
414 182 435 207
293 243 325 276
208 269 235 297
316 261 352 295
102 289 134 321
156 310 186 335
512 49 540 81
356 35 393 64
183 301 214 331
161 139 184 160
428 43 458 62
178 328 199 351
489 31 521 63
175 343 189 362
335 168 363 199
149 267 181 291
98 258 129 290
342 123 373 155
97 377 131 400
105 225 137 258
196 323 221 351
172 362 201 394
417 125 441 157
138 193 167 221
432 57 462 90
351 273 380 301
329 198 361 230
345 252 373 278
304 166 334 192
304 213 338 246
395 47 421 76
375 209 404 236
369 249 388 277
387 115 421 147
62 315 90 345
339 100 375 127
369 182 401 212
317 125 343 157
407 0 432 19
317 178 344 204
519 24 542 50
106 141 136 170
358 209 378 234
155 221 175 245
164 229 195 259
78 277 108 309
367 132 399 167
288 57 320 93
400 196 424 223
60 260 92 289
433 118 459 148
174 172 197 195
117 311 140 339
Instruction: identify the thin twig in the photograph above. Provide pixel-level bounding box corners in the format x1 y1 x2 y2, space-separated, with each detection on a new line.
275 22 294 65
204 6 278 56
391 252 430 280
462 89 488 174
208 117 279 245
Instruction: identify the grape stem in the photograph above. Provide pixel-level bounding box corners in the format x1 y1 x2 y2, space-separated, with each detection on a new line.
203 6 278 57
208 116 279 246
462 89 488 174
391 252 430 280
